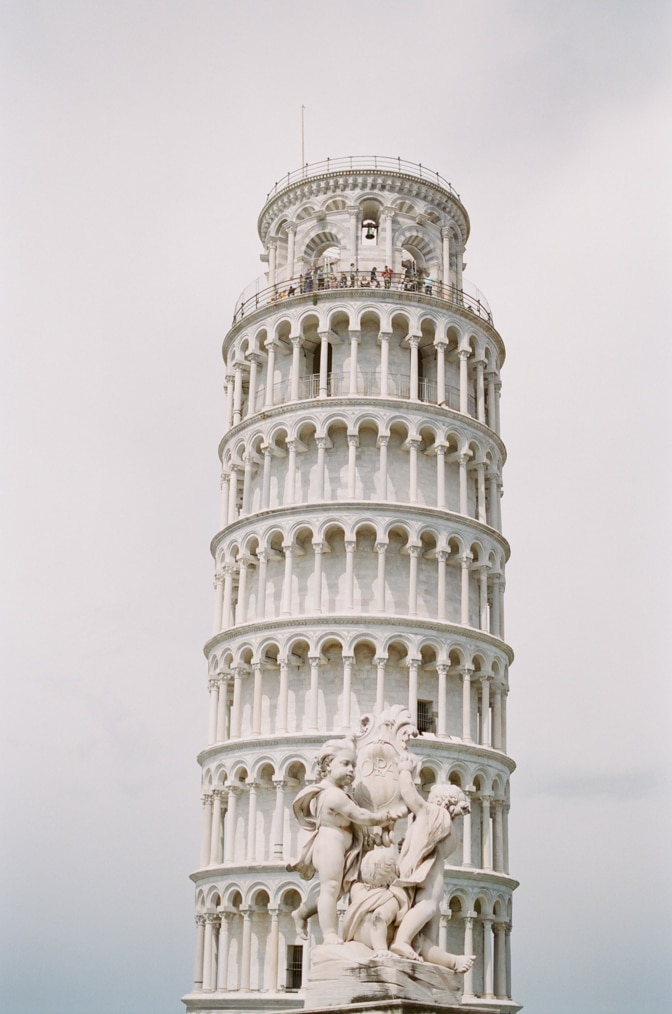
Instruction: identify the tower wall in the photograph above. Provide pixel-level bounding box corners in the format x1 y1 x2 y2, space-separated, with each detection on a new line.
184 159 519 1013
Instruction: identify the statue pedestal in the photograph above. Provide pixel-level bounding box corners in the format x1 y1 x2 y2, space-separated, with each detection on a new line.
303 943 487 1012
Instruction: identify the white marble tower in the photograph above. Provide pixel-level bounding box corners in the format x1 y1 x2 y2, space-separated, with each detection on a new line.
184 157 519 1014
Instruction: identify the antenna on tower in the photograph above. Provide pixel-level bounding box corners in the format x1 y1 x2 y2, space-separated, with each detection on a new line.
301 104 305 165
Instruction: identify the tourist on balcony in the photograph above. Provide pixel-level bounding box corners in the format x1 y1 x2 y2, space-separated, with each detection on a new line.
382 265 393 288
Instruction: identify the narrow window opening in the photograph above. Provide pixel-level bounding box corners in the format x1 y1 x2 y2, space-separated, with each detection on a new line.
286 944 303 990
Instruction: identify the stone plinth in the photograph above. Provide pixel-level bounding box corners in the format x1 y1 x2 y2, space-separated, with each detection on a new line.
304 943 473 1010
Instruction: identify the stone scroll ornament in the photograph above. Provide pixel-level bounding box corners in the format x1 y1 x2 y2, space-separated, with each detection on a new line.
287 706 476 1009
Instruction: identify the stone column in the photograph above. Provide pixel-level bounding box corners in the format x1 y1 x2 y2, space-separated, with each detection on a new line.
458 349 470 415
348 330 360 395
272 779 285 858
256 550 268 621
277 657 289 733
241 454 254 516
216 911 231 991
268 908 280 992
347 435 358 497
230 667 243 740
459 452 469 515
408 544 419 615
341 655 354 729
220 472 230 529
375 541 387 611
436 663 448 736
486 370 497 429
348 205 358 265
439 912 450 952
488 470 499 530
247 782 259 862
493 800 504 872
209 789 223 865
441 227 451 290
407 658 419 726
227 466 239 522
200 793 213 867
375 657 386 712
480 674 492 747
315 437 327 498
494 380 502 434
212 570 225 636
318 331 330 398
505 922 512 999
219 912 235 989
492 684 503 749
281 544 294 616
345 540 356 611
312 541 324 613
437 549 447 620
309 655 321 730
435 444 446 508
482 917 494 998
287 224 296 276
240 909 252 990
252 661 263 735
233 363 244 426
223 374 234 430
379 333 391 396
203 914 219 991
462 913 476 999
475 360 486 423
193 915 206 990
247 354 260 416
501 687 508 753
383 209 394 266
259 444 271 510
462 786 474 867
221 564 234 631
481 795 493 870
407 438 420 503
377 435 389 499
268 239 277 287
490 575 501 638
236 558 249 625
216 674 229 741
461 666 474 743
503 802 510 874
409 335 420 400
223 786 239 861
264 340 277 407
435 339 447 405
478 566 489 631
207 676 220 744
460 552 472 625
286 439 297 506
290 336 301 401
476 461 487 523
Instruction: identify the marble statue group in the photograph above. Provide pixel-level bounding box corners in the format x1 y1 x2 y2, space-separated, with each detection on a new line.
287 706 475 1007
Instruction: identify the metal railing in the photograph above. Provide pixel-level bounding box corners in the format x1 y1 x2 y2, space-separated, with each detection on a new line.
232 272 493 326
264 157 461 203
244 374 477 417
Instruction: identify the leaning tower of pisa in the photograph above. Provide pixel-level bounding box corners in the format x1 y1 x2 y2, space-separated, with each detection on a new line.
184 157 520 1014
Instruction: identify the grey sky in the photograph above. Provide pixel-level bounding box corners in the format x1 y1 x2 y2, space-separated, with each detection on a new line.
1 2 671 1012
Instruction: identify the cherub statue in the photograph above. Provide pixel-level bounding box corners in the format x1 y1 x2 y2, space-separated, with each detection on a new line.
343 842 475 974
389 755 473 965
288 738 403 945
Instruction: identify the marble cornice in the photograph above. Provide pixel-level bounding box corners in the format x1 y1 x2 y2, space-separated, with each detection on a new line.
203 615 514 663
197 733 516 775
217 393 507 463
210 500 511 561
190 861 518 893
222 286 505 363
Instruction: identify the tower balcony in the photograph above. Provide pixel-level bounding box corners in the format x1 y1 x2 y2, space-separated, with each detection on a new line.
232 272 493 327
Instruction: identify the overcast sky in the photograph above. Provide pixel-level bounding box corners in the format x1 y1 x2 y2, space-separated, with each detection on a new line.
1 2 671 1013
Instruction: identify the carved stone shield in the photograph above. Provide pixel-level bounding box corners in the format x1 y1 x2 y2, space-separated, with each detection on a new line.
353 705 418 813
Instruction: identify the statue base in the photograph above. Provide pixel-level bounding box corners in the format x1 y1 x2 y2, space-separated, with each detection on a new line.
303 942 487 1011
